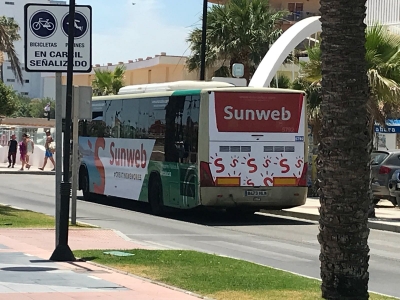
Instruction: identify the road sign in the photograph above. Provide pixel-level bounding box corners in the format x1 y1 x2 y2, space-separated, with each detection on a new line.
24 4 92 73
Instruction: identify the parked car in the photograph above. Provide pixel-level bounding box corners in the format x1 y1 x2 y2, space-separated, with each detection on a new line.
388 169 400 206
371 149 400 206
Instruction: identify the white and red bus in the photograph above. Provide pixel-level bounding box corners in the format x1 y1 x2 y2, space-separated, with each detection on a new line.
78 81 308 215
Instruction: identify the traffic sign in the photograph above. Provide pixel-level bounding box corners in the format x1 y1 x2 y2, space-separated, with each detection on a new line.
24 4 92 73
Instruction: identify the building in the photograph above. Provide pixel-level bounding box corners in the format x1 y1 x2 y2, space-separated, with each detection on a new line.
41 52 217 99
0 0 66 98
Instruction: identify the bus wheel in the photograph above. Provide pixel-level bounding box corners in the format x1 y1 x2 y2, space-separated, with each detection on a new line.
149 175 165 216
80 168 94 202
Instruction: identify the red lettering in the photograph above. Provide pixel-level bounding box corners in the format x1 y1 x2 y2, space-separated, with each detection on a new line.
214 92 303 133
135 150 140 168
247 158 257 173
94 138 106 194
214 158 225 173
141 144 147 168
279 159 290 174
109 142 148 169
127 149 134 167
109 142 115 165
246 178 255 186
263 177 273 186
230 158 238 168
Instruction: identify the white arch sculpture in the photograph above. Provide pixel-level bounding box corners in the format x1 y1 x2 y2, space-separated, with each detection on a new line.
249 16 322 87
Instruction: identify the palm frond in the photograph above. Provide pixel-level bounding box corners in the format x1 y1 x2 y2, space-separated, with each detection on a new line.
0 21 22 83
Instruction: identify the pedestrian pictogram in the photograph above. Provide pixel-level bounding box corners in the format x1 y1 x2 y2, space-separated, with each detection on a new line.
61 11 88 39
29 10 57 39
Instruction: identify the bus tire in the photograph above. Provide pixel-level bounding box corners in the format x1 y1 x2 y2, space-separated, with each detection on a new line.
148 174 165 216
80 166 94 202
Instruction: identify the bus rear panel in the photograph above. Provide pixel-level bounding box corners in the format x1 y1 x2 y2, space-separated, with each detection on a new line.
199 90 307 210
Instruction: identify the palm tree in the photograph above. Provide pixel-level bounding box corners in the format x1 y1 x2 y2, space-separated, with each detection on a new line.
92 65 126 96
317 0 371 298
0 16 23 83
296 25 400 134
186 0 287 81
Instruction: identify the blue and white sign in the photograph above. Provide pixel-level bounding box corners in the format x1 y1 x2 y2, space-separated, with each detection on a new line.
29 10 57 39
61 11 89 39
374 125 400 133
24 4 92 73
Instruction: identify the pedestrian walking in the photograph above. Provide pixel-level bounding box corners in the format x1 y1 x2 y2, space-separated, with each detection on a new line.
7 134 17 168
39 130 55 171
25 133 34 170
19 134 28 171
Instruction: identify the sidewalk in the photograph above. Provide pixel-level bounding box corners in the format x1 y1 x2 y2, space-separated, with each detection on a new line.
266 198 400 233
0 228 203 300
0 163 54 175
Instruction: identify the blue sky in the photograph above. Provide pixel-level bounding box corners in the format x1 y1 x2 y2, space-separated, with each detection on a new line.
74 0 206 64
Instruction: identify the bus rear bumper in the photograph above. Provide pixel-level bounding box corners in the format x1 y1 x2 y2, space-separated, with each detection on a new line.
200 186 307 210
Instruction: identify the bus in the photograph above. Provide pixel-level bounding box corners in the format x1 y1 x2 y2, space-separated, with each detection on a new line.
78 81 308 215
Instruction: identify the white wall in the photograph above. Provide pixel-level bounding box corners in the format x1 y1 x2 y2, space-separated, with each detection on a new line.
0 0 66 98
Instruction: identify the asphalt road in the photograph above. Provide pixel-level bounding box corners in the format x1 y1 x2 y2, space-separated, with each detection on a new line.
1 174 399 298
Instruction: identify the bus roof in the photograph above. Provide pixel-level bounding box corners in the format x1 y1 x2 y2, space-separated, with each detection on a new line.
118 80 234 95
92 84 305 102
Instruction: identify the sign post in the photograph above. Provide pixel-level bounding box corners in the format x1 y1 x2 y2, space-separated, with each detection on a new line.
24 2 92 261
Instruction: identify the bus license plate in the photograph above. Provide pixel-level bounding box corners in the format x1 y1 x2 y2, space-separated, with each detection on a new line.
245 190 268 197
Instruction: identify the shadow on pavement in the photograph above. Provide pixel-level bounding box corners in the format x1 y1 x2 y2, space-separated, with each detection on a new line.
77 195 314 227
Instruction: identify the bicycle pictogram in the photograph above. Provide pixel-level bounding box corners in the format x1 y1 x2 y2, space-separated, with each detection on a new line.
32 18 55 31
29 10 57 39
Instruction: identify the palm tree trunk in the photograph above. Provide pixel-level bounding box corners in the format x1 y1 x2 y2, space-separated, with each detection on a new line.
318 0 371 299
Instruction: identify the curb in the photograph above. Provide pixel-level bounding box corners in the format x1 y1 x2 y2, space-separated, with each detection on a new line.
265 210 400 233
78 258 214 300
0 170 54 175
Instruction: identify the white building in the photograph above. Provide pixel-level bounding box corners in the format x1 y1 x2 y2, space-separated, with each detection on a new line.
0 0 66 99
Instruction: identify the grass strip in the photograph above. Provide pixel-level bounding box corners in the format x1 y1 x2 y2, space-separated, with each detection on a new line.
74 249 396 300
0 205 93 228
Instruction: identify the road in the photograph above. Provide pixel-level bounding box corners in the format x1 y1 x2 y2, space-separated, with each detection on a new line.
1 174 399 298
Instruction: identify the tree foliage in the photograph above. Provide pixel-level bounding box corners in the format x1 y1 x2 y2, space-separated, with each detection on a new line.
92 65 126 96
293 24 400 131
186 0 287 81
0 16 23 83
29 98 55 119
0 80 18 116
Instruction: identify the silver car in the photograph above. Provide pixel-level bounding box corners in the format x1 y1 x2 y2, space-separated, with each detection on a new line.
371 150 400 206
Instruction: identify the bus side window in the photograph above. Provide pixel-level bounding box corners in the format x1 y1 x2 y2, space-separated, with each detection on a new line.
165 96 184 163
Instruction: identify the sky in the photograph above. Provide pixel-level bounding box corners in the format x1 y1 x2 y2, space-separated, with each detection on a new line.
74 0 206 65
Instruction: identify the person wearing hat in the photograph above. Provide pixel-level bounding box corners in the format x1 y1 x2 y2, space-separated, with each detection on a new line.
25 133 35 170
39 130 55 171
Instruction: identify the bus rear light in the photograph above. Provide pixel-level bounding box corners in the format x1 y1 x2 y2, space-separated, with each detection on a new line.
200 161 215 187
298 163 308 187
215 177 240 186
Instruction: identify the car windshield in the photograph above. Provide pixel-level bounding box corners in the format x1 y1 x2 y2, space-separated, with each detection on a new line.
371 152 389 165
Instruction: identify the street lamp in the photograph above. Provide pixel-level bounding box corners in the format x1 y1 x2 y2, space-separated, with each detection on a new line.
200 0 208 81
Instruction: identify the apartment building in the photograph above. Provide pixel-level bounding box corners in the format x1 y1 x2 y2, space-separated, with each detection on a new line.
0 0 66 98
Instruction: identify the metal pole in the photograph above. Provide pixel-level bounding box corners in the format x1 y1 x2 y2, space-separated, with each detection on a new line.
71 86 79 225
55 72 62 247
199 0 208 81
50 0 76 261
